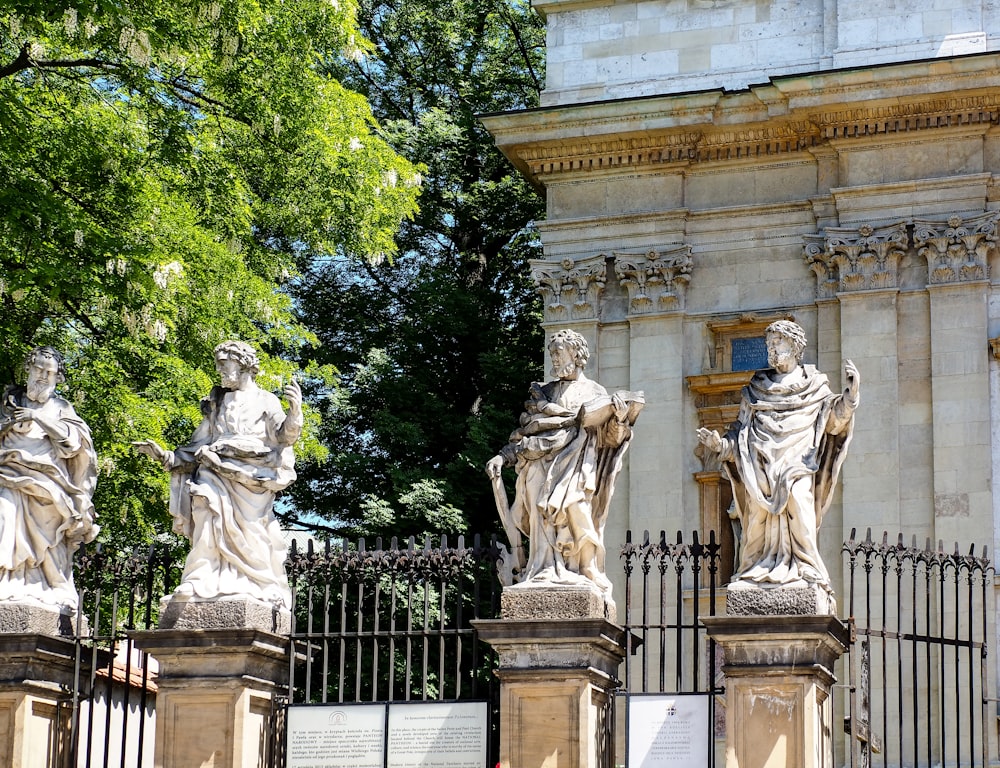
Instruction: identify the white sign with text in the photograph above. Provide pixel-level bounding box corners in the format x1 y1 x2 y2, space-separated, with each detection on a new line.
386 701 488 768
627 695 710 768
286 703 386 768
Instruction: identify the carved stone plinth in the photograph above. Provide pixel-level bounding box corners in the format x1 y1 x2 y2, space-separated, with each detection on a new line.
158 595 290 634
0 602 82 637
0 634 79 768
473 618 628 768
725 582 836 616
131 628 289 768
501 582 616 623
702 616 849 768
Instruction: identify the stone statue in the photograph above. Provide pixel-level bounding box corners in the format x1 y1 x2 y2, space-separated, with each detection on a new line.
135 341 301 612
697 320 859 600
0 347 98 612
486 329 643 604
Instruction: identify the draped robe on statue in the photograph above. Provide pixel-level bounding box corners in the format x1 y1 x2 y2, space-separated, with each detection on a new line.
169 385 295 609
719 365 854 590
500 375 632 596
0 387 97 608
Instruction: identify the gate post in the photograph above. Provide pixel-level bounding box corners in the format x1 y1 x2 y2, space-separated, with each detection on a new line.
702 615 849 768
474 587 627 768
131 606 289 768
0 630 78 768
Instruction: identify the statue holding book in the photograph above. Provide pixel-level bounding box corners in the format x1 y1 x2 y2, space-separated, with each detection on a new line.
486 329 643 601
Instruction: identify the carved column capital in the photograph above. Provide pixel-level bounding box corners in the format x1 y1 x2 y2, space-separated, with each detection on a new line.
530 255 607 322
913 212 996 285
803 222 908 297
612 245 693 316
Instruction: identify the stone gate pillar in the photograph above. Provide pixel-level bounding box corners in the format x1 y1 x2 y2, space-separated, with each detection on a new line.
474 587 627 768
0 628 79 768
702 615 849 768
132 603 290 768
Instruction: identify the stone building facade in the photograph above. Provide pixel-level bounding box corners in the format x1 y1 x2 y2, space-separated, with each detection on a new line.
484 0 1000 631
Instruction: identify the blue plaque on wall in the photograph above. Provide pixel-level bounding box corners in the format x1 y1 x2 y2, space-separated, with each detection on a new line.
731 337 768 371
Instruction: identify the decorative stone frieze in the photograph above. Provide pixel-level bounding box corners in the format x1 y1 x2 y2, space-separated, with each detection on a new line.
812 95 1000 141
530 255 607 321
913 212 997 285
612 246 692 315
804 223 909 298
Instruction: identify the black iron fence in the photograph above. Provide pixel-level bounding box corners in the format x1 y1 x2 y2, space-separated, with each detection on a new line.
842 528 996 768
44 527 1000 768
278 534 504 767
62 542 181 768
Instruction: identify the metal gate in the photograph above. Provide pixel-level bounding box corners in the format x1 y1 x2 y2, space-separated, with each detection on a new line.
842 528 996 768
277 534 504 768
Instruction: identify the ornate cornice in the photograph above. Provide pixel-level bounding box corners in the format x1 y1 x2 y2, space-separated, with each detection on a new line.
811 94 1000 140
804 222 909 297
530 255 607 322
612 246 693 316
492 85 1000 187
913 211 997 285
519 133 701 177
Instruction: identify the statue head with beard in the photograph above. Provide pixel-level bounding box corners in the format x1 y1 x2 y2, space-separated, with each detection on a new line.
23 347 66 405
548 329 589 381
765 320 807 375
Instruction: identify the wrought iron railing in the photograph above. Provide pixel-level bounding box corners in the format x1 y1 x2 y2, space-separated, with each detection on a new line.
842 528 996 768
64 541 180 768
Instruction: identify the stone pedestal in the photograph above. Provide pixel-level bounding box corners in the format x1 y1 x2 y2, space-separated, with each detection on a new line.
474 615 627 768
702 615 849 768
131 628 288 768
0 634 79 768
158 595 290 633
0 602 80 637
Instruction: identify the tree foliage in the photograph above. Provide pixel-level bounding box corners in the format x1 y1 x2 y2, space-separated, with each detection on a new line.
0 1 419 544
288 0 545 538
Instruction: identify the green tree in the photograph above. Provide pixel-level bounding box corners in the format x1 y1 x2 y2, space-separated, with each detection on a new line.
0 1 419 544
289 0 545 538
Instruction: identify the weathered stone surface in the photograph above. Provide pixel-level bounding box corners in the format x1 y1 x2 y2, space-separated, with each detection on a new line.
158 596 291 633
487 329 642 605
500 583 616 623
0 603 80 637
725 582 836 617
473 618 628 768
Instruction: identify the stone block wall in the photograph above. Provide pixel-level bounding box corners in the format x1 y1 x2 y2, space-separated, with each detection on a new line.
535 0 1000 105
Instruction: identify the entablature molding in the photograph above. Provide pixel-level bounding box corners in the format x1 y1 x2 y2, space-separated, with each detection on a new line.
484 59 1000 189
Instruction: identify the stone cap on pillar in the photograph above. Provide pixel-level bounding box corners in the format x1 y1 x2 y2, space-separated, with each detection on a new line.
702 615 849 683
0 632 80 692
130 628 290 689
473 617 633 680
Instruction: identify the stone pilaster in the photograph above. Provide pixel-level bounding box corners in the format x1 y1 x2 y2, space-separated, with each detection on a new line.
805 223 907 535
702 616 849 768
0 634 79 768
914 213 996 545
131 629 288 768
615 247 689 535
473 617 627 768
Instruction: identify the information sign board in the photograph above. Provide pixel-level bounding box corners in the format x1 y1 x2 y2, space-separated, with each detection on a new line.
627 694 710 768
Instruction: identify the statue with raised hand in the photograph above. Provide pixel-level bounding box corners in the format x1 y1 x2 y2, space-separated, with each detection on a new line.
135 341 302 611
697 320 859 602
